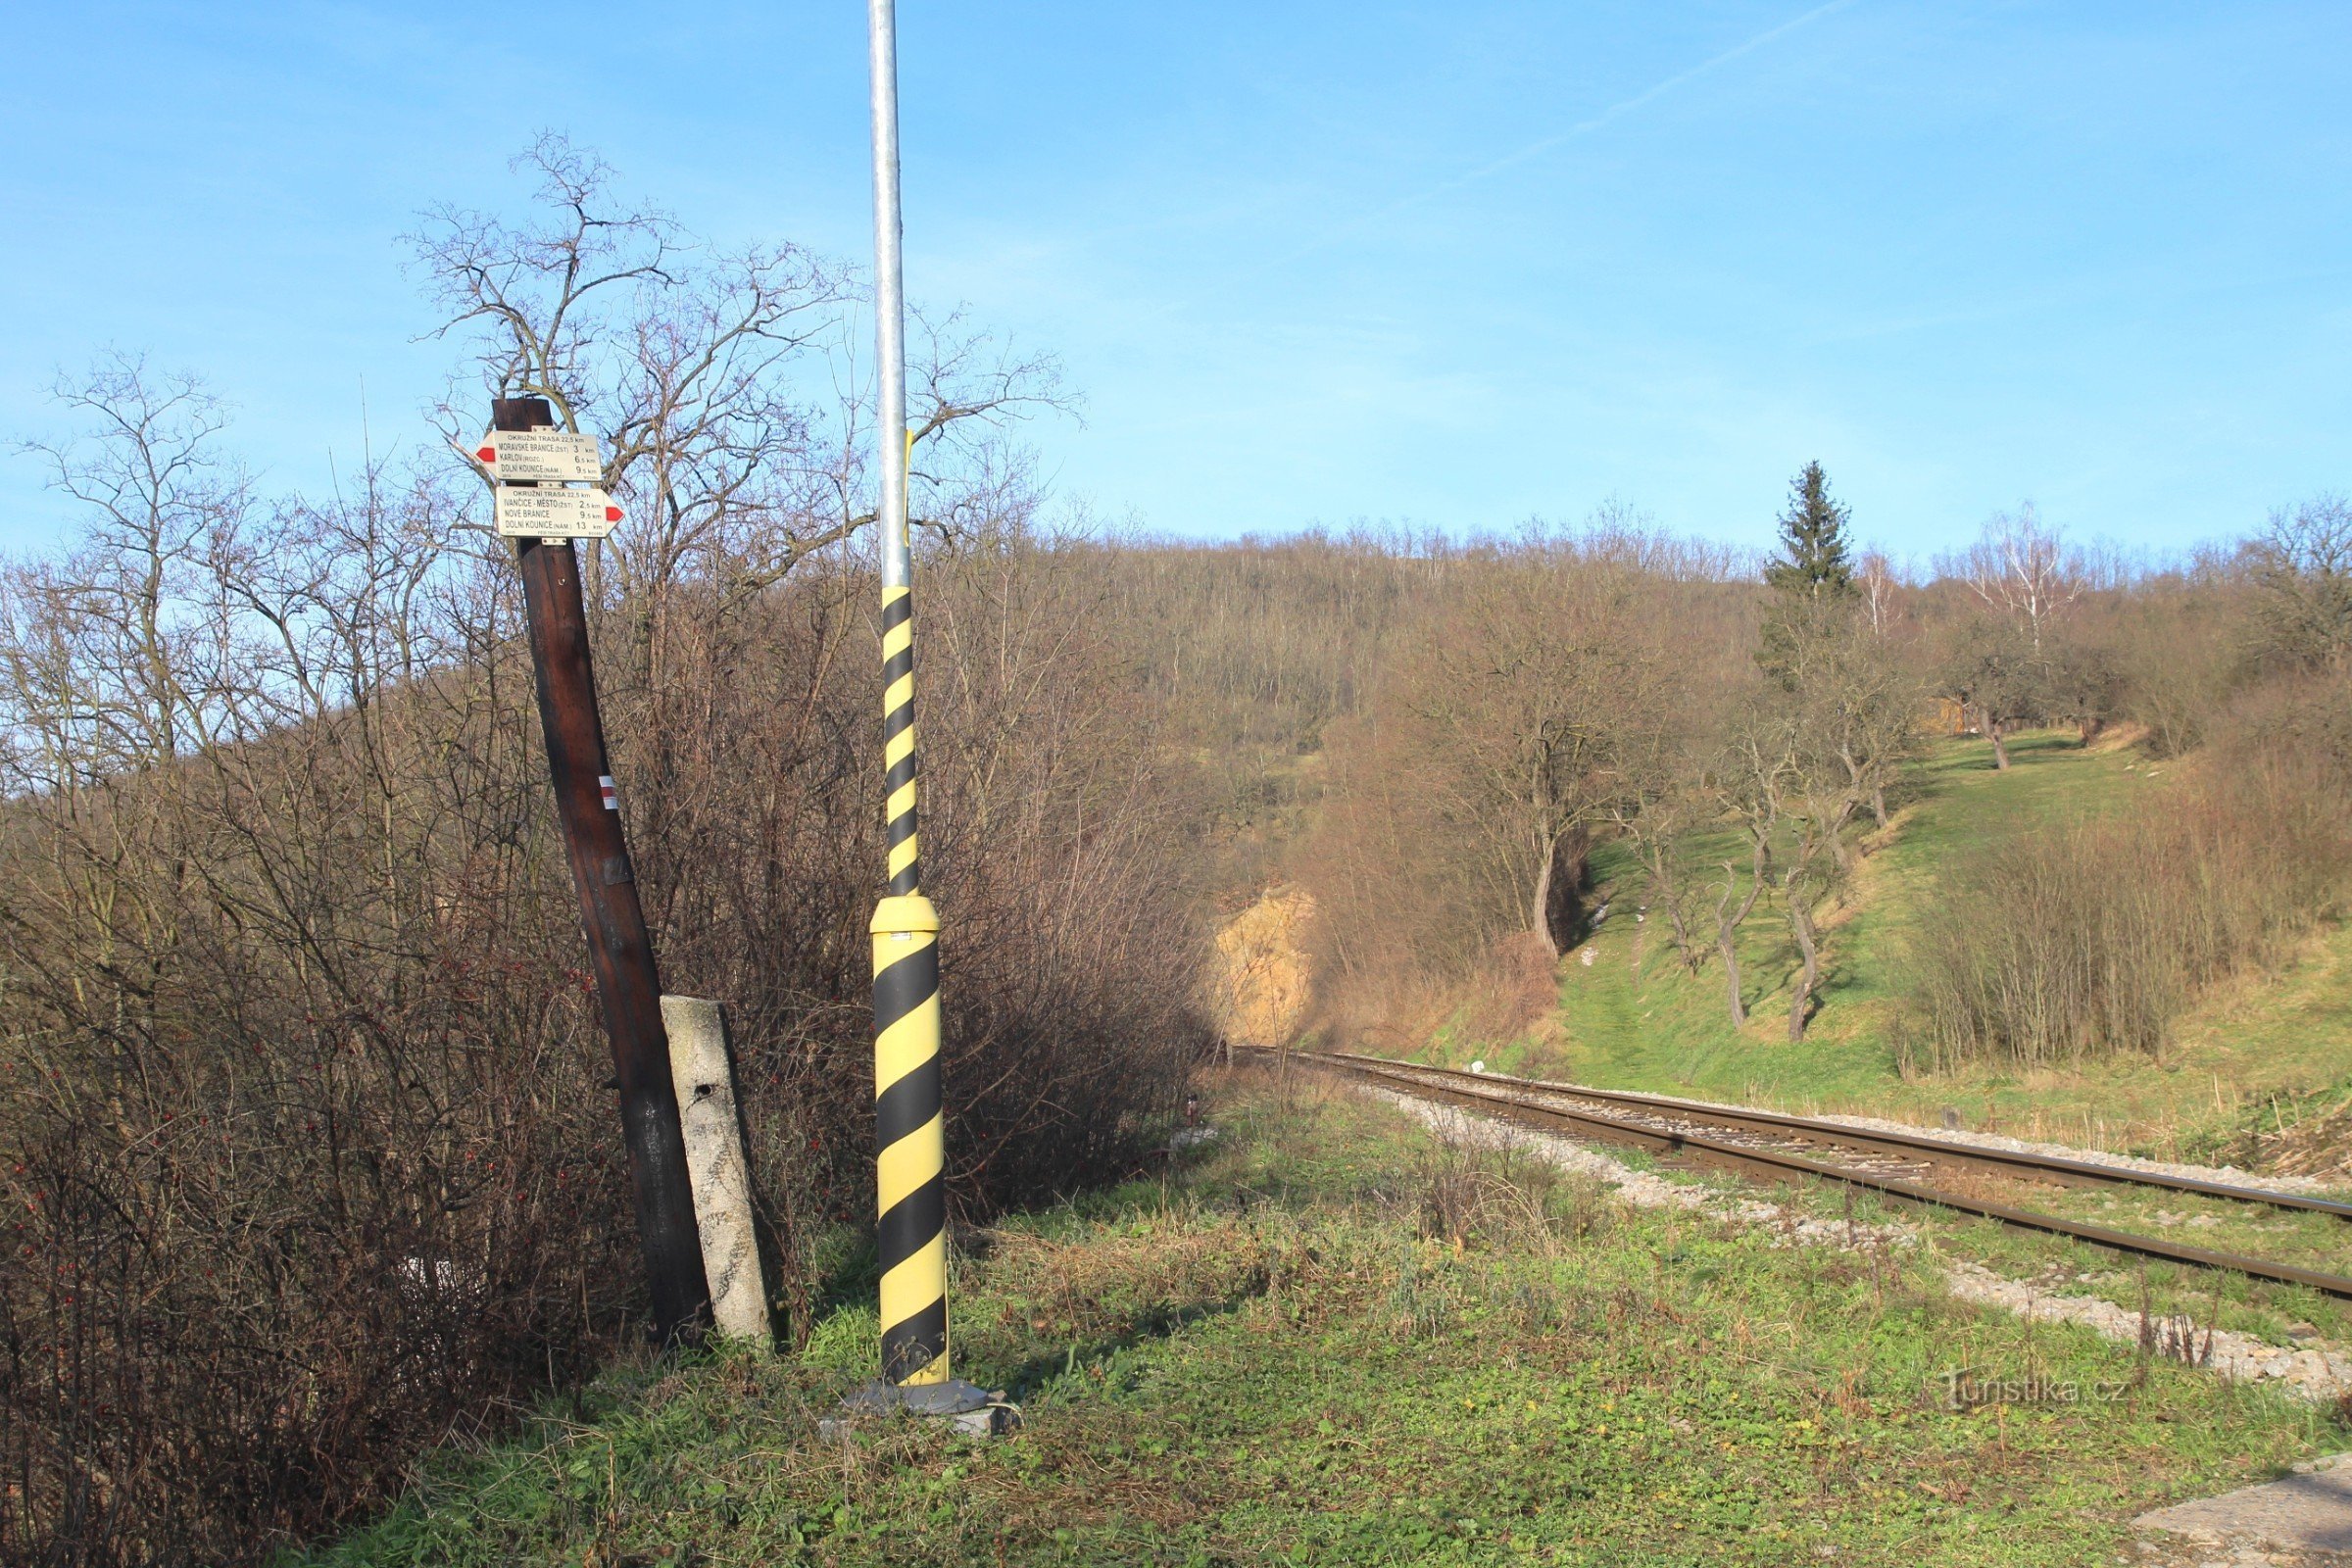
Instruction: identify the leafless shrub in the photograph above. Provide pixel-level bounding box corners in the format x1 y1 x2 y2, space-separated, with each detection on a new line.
1900 733 2352 1070
2108 585 2244 758
1458 932 1563 1044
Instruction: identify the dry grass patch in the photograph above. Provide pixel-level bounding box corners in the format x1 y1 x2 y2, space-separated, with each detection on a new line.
965 1211 1283 1354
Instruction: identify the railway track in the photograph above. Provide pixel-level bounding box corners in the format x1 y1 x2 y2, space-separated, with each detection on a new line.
1250 1047 2352 1300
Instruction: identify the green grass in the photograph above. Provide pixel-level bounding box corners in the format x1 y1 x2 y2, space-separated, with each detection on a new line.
1431 732 2352 1170
294 1071 2347 1568
1708 1142 2352 1349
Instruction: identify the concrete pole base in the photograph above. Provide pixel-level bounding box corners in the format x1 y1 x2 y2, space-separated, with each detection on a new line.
820 1378 1013 1440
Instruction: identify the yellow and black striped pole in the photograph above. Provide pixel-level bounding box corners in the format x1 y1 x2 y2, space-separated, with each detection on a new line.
863 0 965 1405
880 573 922 899
870 578 946 1385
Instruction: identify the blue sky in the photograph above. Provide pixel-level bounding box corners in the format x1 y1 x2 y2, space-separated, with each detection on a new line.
4 2 2349 560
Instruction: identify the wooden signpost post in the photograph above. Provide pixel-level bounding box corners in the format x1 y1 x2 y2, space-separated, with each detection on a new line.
490 396 711 1344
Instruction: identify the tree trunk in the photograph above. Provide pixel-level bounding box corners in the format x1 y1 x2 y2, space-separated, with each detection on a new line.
1662 891 1701 975
1718 924 1746 1027
1988 722 2010 771
1532 825 1590 956
1787 889 1822 1042
1841 750 1887 833
1640 840 1699 972
1824 803 1857 876
1714 840 1769 1029
1530 837 1561 960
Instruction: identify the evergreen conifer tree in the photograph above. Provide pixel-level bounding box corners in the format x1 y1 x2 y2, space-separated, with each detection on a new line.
1764 462 1856 601
1758 462 1858 685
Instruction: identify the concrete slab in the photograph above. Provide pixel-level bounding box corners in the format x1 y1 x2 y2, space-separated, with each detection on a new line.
2135 1453 2352 1565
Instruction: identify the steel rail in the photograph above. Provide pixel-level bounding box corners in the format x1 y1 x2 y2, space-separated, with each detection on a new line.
1255 1049 2352 1301
1316 1050 2352 1222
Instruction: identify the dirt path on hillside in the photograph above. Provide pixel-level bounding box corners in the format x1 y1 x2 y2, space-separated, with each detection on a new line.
1210 888 1314 1049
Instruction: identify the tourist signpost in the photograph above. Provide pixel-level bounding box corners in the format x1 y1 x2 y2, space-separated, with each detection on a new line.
485 398 710 1344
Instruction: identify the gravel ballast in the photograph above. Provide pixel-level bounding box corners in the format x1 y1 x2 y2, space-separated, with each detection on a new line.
1366 1086 2352 1405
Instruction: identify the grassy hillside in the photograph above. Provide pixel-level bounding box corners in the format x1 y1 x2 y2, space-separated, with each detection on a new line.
1426 732 2352 1167
295 1070 2345 1568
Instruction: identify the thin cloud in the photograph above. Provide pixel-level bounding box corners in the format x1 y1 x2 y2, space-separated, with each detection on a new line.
1447 0 1862 190
1265 0 1863 271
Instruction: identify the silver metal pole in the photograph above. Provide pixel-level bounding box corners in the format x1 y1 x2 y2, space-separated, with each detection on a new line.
867 0 909 591
861 0 978 1413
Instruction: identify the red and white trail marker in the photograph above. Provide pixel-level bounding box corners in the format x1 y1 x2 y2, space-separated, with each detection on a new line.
598 774 619 810
473 428 602 483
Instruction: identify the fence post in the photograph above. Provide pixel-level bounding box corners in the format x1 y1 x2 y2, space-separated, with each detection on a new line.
661 996 773 1349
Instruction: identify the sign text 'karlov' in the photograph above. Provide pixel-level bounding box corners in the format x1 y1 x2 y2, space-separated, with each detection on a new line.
475 429 603 484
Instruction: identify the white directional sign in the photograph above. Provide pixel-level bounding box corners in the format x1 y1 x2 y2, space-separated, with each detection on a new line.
494 487 623 540
474 429 602 483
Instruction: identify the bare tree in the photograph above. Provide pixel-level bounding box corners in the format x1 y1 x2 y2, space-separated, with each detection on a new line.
2112 583 2237 757
1622 784 1708 976
1939 615 2046 770
2041 635 2122 745
1780 611 1921 833
1707 722 1788 1028
1857 550 1903 638
1387 531 1686 958
1947 504 2083 653
12 355 252 768
1776 776 1842 1043
2248 495 2352 669
409 133 1062 622
1708 703 1857 1043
